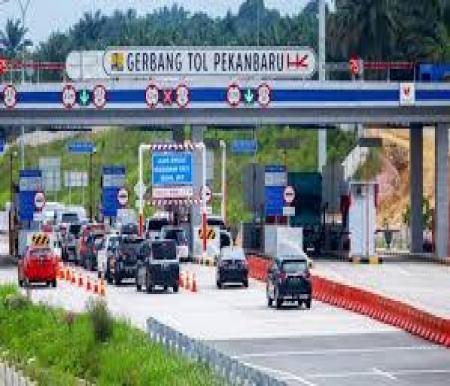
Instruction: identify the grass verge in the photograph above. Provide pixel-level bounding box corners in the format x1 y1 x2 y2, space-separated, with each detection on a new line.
0 285 222 386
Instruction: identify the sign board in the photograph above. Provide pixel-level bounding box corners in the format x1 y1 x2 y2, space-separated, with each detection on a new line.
134 181 146 197
232 139 257 154
117 188 129 206
64 171 88 188
102 47 316 78
400 82 415 106
19 169 42 221
34 192 46 210
283 206 296 216
152 186 193 199
102 165 126 217
152 152 193 186
264 165 286 217
68 141 95 154
39 157 61 192
0 139 4 155
283 185 295 204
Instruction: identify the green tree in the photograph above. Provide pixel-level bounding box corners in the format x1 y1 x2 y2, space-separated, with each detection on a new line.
0 18 32 59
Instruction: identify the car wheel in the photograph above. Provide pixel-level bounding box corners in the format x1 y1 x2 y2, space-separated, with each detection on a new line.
136 278 142 292
18 279 23 288
306 298 312 309
163 285 168 292
106 270 113 284
52 280 57 288
243 279 249 288
173 285 179 293
216 280 222 289
114 274 121 286
97 271 102 279
275 289 283 309
145 274 152 294
267 297 273 307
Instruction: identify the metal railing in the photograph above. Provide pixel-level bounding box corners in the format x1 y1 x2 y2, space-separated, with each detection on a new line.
146 318 286 386
0 362 36 386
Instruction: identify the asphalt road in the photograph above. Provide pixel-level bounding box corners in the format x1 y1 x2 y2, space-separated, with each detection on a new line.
1 262 449 385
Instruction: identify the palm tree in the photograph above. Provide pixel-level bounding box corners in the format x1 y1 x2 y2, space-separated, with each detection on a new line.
328 0 397 60
0 18 32 59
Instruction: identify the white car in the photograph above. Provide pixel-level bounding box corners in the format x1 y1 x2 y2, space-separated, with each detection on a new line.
97 233 120 279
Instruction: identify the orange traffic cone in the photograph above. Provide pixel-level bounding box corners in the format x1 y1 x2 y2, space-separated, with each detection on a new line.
99 280 106 297
86 277 92 292
179 272 185 288
191 274 197 293
71 270 76 284
58 265 65 280
185 272 191 291
93 281 99 294
78 273 84 287
66 269 71 282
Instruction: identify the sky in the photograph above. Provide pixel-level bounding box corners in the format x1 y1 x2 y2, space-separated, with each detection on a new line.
0 0 313 45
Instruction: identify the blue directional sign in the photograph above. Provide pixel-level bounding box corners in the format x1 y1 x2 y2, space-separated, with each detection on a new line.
68 141 95 154
19 169 42 221
152 152 193 186
0 139 4 155
232 139 257 155
264 165 287 217
102 165 126 217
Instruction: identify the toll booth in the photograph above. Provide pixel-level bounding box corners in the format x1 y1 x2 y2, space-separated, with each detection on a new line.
348 182 378 258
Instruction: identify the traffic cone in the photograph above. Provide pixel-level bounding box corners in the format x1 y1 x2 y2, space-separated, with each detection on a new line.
99 280 106 297
71 270 76 285
66 269 71 282
185 272 191 291
78 273 84 287
179 272 185 288
93 281 99 295
58 265 65 280
86 277 92 292
191 274 197 293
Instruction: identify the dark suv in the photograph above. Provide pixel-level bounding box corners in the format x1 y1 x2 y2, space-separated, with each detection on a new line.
136 240 179 293
266 256 312 309
109 236 144 285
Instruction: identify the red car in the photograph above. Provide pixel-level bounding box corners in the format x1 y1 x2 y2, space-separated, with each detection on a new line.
18 246 58 287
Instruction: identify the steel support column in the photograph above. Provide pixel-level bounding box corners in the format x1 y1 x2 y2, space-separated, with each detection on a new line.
435 123 449 258
410 124 423 253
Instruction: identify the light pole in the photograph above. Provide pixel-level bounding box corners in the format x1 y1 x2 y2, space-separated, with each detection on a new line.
317 0 327 173
9 150 17 257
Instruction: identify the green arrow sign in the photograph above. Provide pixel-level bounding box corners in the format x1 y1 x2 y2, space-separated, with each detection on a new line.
79 89 90 106
244 89 254 104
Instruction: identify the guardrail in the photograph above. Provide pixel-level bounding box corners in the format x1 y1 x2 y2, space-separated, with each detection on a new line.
146 318 286 386
0 361 36 386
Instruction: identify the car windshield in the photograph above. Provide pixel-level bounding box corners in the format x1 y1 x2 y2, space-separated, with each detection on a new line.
152 241 176 260
146 219 169 231
121 237 144 253
61 213 79 223
29 248 52 257
281 260 308 273
163 229 187 244
94 236 104 248
69 224 81 237
222 248 245 260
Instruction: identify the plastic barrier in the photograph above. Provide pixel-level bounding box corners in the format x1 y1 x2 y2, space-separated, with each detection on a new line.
247 255 450 349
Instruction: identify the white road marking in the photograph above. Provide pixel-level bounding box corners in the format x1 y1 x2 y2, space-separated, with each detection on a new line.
306 368 450 379
240 362 317 386
373 367 398 381
233 345 437 359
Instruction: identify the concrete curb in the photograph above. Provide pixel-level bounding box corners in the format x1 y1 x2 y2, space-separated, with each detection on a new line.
247 255 450 349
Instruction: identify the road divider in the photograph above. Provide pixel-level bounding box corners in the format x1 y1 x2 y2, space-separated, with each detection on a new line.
247 255 450 349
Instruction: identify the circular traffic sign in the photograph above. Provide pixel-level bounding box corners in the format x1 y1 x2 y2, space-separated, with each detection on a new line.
117 187 129 207
145 84 159 108
257 83 272 108
2 85 17 109
92 84 107 109
176 84 190 108
201 185 212 204
62 84 77 109
34 191 46 211
284 185 296 204
226 84 241 107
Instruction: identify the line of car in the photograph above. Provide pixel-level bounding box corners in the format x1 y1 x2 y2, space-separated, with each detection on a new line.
19 208 313 309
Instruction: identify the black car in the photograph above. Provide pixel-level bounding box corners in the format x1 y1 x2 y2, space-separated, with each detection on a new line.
266 256 312 309
216 247 248 288
61 223 81 262
79 233 104 271
109 235 144 285
136 239 179 293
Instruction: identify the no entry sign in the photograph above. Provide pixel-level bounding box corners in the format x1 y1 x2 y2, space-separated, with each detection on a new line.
283 185 295 204
34 191 46 210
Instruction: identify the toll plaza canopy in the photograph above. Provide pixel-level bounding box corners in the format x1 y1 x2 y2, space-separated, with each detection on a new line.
0 80 449 126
